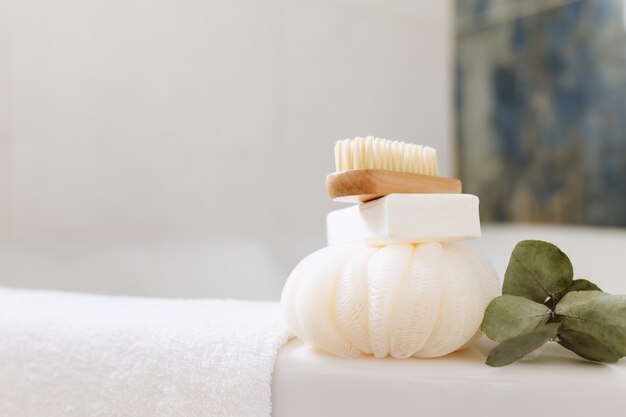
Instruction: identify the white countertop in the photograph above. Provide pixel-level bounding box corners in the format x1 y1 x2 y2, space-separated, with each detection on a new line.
273 225 626 416
273 337 626 417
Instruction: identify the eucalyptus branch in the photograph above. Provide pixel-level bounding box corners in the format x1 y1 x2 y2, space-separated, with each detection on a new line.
481 240 626 367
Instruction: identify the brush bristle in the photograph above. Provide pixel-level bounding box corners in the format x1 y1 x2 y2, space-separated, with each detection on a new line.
334 137 438 176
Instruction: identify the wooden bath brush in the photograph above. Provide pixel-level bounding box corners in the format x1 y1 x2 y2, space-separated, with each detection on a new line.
327 137 462 203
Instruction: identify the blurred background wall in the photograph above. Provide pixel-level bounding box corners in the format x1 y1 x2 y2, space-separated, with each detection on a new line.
0 1 453 298
3 0 625 300
457 0 626 226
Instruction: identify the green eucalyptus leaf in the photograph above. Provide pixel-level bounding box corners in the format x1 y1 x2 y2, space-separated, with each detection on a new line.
486 323 561 367
568 279 602 292
502 240 573 303
555 291 626 357
481 295 551 343
558 327 620 363
559 279 602 299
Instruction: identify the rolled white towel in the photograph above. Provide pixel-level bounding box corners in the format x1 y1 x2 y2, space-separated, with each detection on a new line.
0 287 291 417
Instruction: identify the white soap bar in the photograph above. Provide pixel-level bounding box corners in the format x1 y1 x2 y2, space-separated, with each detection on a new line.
326 194 480 245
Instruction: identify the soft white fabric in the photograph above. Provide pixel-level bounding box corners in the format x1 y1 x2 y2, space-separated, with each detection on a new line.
0 287 291 417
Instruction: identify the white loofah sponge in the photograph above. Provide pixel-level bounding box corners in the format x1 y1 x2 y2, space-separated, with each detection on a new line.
281 242 500 359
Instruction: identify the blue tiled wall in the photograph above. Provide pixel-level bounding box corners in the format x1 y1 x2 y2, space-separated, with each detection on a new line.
456 0 626 225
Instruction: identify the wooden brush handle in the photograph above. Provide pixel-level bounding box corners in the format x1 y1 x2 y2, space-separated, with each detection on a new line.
326 169 462 203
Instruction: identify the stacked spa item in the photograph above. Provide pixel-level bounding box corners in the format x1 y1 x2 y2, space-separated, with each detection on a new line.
281 137 500 359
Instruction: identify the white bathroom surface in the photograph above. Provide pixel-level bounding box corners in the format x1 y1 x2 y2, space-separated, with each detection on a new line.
273 224 626 417
0 223 624 415
472 224 626 294
272 338 626 417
